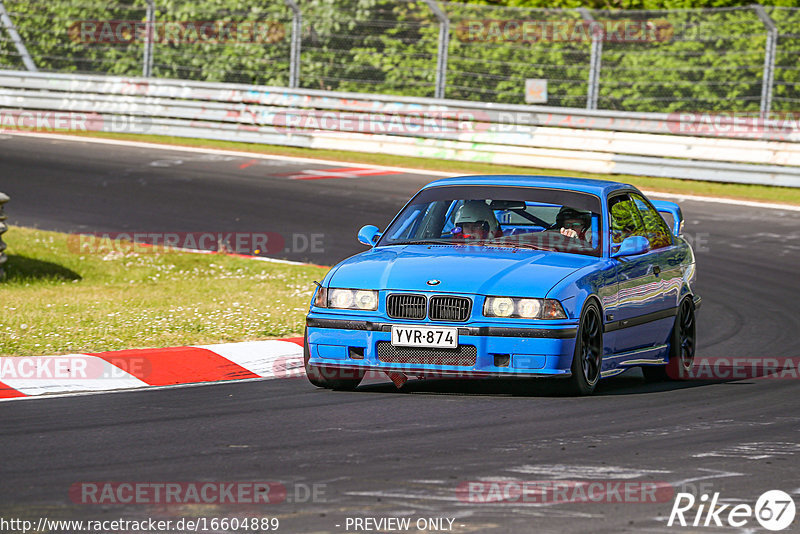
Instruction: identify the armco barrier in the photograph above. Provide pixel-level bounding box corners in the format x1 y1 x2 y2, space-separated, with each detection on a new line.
0 192 8 279
1 70 800 187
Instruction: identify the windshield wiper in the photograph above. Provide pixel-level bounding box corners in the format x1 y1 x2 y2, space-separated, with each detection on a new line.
473 241 547 251
391 239 451 246
508 242 548 250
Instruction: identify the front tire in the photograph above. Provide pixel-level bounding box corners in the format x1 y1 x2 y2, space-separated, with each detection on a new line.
303 327 364 391
563 301 603 396
642 298 696 382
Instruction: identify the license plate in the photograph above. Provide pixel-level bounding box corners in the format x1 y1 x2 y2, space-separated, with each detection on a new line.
391 325 458 348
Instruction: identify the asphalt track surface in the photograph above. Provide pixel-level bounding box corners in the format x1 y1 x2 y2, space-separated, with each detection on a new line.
1 134 799 533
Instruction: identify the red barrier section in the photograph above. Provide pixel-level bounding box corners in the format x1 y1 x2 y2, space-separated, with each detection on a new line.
91 347 260 386
0 380 27 398
283 337 304 347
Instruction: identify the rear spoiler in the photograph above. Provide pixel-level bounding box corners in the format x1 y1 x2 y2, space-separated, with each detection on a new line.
651 200 684 237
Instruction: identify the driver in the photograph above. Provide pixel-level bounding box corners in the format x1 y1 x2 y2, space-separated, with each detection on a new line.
453 200 501 240
557 207 592 241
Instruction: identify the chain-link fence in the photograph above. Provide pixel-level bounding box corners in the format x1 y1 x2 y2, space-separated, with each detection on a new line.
0 0 797 115
769 6 800 110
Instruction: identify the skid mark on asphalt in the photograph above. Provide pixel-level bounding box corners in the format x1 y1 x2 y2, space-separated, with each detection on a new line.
667 468 745 488
487 467 743 495
692 441 800 460
148 154 242 167
344 487 602 517
489 419 777 452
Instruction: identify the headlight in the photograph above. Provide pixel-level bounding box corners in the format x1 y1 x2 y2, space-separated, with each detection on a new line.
315 287 378 311
483 297 566 319
354 290 378 310
330 289 354 309
489 297 514 317
516 299 542 318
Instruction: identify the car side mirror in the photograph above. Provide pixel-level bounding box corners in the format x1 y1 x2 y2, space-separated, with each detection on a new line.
651 200 684 237
357 225 381 247
611 235 650 258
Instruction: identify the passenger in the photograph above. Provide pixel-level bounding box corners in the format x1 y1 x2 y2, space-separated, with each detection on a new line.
452 200 502 240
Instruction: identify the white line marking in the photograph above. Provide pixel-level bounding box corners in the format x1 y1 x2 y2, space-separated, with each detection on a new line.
506 464 671 480
642 190 800 212
692 442 800 460
98 235 313 266
193 340 303 378
8 131 800 212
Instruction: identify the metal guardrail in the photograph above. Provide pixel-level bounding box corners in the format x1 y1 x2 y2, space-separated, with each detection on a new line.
1 70 800 187
0 192 8 280
2 70 800 142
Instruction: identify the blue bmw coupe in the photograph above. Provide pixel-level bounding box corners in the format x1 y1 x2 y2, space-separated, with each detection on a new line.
304 175 700 395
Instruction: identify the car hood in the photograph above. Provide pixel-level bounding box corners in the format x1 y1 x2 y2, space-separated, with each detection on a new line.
327 245 598 297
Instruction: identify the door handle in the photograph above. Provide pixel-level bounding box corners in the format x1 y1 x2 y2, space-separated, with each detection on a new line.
653 265 661 276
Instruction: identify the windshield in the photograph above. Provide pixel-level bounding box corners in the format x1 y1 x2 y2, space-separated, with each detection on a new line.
379 185 603 257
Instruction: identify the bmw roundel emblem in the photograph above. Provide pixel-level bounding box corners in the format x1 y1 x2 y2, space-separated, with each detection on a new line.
427 279 441 286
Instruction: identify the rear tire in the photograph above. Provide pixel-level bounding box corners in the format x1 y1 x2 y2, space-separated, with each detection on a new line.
303 327 364 391
563 301 603 396
642 298 696 382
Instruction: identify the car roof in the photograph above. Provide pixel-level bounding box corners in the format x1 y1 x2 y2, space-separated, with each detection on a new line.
422 175 633 198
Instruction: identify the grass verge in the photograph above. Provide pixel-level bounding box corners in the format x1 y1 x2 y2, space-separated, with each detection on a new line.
64 130 800 206
0 226 321 357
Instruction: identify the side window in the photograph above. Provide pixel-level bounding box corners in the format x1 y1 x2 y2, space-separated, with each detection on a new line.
608 194 646 245
631 194 672 249
440 200 462 235
387 207 421 240
417 200 449 239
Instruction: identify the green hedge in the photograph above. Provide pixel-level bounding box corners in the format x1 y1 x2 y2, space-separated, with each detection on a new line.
0 0 798 112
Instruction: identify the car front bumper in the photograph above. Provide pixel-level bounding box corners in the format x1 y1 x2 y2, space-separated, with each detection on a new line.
305 314 579 379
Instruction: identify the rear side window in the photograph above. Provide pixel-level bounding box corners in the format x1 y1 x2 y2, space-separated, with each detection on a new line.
631 193 672 249
608 194 646 245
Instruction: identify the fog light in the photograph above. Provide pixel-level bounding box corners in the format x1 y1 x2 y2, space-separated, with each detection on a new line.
494 354 510 367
